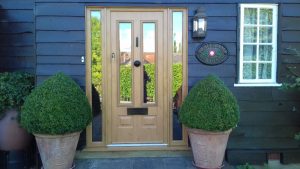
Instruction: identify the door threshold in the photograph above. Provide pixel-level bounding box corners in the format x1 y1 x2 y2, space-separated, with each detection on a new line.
107 143 168 147
76 150 192 159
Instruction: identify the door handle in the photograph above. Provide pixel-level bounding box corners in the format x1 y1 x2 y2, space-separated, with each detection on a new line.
134 60 141 67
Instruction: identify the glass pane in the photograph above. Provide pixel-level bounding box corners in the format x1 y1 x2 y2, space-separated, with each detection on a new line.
260 8 273 25
172 12 183 141
259 45 272 61
119 23 132 103
244 8 257 24
243 45 257 61
259 27 272 43
258 63 272 79
243 63 256 79
91 11 102 142
244 27 257 43
143 23 156 103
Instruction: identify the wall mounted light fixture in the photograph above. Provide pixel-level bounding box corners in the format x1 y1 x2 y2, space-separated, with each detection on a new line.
193 7 207 38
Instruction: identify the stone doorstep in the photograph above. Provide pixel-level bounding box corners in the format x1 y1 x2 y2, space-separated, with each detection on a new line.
75 150 193 159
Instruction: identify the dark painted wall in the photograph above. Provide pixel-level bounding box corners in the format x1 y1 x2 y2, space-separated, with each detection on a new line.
27 0 300 164
0 0 35 73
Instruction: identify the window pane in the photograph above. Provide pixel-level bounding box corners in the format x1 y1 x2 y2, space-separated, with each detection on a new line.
244 8 257 24
119 23 132 103
260 9 273 25
143 23 156 103
244 27 257 43
258 63 272 79
259 45 272 61
172 12 183 141
243 45 257 61
243 63 256 79
91 11 102 142
259 27 272 43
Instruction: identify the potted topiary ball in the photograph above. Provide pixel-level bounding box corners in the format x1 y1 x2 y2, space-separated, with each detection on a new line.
0 72 34 151
179 75 239 169
21 72 92 169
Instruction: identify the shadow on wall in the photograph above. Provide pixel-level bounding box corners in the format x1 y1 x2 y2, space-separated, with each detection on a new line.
0 5 34 73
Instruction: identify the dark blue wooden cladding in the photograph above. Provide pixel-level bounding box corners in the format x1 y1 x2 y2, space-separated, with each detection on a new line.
37 43 85 56
36 31 85 43
33 1 300 164
0 0 35 73
36 17 85 31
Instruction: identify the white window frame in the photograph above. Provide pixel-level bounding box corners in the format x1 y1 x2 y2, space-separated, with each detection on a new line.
236 4 281 87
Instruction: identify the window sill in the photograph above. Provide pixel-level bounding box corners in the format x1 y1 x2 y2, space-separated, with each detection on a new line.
234 83 282 87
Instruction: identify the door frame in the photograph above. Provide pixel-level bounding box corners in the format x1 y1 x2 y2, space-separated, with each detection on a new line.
85 7 188 151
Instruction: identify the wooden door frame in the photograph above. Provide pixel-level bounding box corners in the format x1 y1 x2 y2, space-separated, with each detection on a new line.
85 7 188 151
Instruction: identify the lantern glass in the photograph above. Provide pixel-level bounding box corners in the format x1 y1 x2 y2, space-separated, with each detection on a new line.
198 18 206 31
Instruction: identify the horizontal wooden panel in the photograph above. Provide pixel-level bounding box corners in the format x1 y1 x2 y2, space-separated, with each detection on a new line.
36 31 84 43
228 137 300 149
36 17 85 31
282 31 300 43
230 87 273 101
188 55 236 64
0 22 33 34
281 17 300 31
231 126 300 138
188 77 236 88
188 64 236 77
188 42 236 56
272 88 300 101
188 30 236 43
282 151 300 164
36 43 85 56
0 67 34 74
281 55 300 64
0 46 34 57
37 55 84 64
188 4 237 17
239 101 300 112
0 33 34 46
37 75 85 86
36 3 85 16
188 16 236 31
282 4 300 17
0 0 34 10
0 10 33 22
239 111 300 125
36 64 85 76
0 56 35 69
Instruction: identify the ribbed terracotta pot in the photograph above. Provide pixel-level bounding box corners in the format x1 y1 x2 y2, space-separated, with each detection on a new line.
34 132 80 169
0 110 31 151
187 128 232 169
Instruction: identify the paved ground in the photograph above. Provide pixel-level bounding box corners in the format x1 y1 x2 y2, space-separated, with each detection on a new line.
75 157 234 169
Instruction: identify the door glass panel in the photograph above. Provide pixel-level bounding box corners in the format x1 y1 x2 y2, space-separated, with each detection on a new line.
90 10 102 142
258 63 272 79
119 23 132 103
260 8 273 25
243 45 257 61
172 12 183 141
243 63 256 79
244 26 257 43
143 23 156 103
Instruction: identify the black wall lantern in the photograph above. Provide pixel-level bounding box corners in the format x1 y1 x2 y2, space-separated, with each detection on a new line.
192 7 207 38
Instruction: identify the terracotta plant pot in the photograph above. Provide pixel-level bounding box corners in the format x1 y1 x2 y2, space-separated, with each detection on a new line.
0 110 31 151
34 132 80 169
187 128 232 169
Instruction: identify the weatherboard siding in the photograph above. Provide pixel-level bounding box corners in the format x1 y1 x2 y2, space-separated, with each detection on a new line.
0 0 295 165
0 0 35 73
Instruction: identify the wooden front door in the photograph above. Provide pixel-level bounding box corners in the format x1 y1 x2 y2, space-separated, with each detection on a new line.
109 10 167 144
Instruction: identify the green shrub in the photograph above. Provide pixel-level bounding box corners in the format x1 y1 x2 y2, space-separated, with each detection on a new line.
0 72 34 119
20 73 92 135
179 75 239 131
